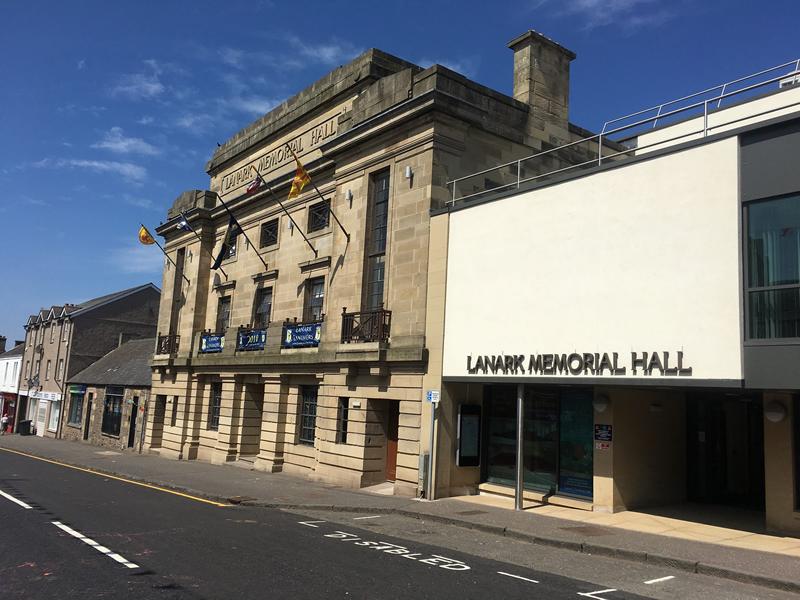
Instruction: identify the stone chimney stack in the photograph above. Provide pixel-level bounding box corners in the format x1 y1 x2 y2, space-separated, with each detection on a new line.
508 30 576 147
0 336 6 354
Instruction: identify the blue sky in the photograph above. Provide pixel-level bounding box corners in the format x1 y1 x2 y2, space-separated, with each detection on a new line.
1 0 798 342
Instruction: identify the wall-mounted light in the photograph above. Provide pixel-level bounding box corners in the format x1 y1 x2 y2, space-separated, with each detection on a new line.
345 189 353 208
592 394 610 413
765 401 787 423
404 165 413 179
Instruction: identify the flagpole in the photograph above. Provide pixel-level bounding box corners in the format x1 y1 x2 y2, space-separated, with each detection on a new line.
285 144 350 242
213 193 270 271
250 166 318 258
179 212 227 280
140 223 190 284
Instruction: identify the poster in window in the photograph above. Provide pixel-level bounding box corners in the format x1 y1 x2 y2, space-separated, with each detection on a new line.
456 404 481 467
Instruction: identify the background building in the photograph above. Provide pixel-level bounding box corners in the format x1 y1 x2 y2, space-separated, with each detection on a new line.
428 63 800 535
0 337 24 432
17 284 160 437
145 31 613 496
61 338 153 452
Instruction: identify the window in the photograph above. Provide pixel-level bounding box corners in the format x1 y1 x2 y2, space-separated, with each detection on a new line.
216 296 232 333
208 382 222 430
49 324 54 343
298 385 318 445
3 363 7 383
337 397 349 444
303 277 325 322
45 360 51 381
35 359 41 378
56 359 64 381
101 386 124 436
253 287 273 329
308 199 330 233
364 170 390 310
170 396 179 427
746 194 800 339
260 219 279 248
63 321 69 341
12 362 17 384
48 400 61 431
68 392 83 425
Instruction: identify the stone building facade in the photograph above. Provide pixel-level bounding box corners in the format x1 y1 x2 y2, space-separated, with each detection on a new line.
17 284 160 437
0 338 24 432
146 31 606 495
61 338 154 452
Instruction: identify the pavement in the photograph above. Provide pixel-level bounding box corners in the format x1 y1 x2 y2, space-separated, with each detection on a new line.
1 434 798 595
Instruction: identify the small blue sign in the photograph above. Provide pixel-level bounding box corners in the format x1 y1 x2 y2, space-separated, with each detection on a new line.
238 328 266 351
282 322 322 348
200 333 225 353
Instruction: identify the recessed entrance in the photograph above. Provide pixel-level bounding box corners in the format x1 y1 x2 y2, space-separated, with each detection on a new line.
385 401 399 482
687 392 765 510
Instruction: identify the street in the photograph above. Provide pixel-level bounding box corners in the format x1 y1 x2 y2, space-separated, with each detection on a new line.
0 450 793 600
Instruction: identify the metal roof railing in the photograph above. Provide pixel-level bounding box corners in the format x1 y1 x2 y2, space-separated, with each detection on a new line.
446 59 800 206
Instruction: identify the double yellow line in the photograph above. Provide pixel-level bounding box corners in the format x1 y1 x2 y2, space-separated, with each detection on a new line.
0 446 228 507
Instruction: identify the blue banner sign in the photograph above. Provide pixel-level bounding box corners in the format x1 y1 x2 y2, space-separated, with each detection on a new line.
282 322 321 348
200 333 225 353
68 384 86 395
237 328 266 351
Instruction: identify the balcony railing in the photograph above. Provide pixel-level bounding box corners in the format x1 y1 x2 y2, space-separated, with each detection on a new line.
282 317 323 349
156 334 180 355
341 307 391 344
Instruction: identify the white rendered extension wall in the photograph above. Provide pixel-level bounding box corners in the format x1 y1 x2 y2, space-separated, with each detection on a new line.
442 136 742 383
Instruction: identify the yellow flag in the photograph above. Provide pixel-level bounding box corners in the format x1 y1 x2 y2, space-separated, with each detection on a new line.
138 225 155 245
287 153 311 200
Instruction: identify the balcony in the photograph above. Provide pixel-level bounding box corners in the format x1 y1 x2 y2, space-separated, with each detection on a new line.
341 307 391 344
199 331 225 354
281 317 323 349
156 334 180 355
236 326 267 352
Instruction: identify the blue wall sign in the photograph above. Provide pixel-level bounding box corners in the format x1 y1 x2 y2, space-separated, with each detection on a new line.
238 329 266 351
200 333 225 353
282 322 322 348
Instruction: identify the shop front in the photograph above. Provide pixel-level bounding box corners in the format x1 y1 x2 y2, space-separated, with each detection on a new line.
482 384 593 500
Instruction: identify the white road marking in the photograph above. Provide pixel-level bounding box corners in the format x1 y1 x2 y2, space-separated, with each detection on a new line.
644 575 675 585
297 520 327 527
497 571 539 584
0 489 33 509
578 589 618 599
353 515 382 520
52 521 139 569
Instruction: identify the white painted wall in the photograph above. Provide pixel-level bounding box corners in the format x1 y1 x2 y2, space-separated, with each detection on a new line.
633 84 800 154
0 355 21 394
442 137 743 381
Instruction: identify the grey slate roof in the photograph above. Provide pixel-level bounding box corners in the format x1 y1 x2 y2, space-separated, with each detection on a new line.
0 343 24 359
28 283 160 327
68 338 154 388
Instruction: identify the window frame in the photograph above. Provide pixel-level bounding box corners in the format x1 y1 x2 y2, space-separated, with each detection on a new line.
298 385 318 445
252 287 273 329
336 397 349 444
101 386 124 437
259 218 279 249
743 194 800 343
208 382 222 431
303 277 325 323
215 295 232 333
56 358 64 381
307 199 330 233
45 360 51 381
68 392 83 426
364 169 390 311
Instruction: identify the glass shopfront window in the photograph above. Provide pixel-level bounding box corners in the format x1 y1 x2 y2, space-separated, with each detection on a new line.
483 385 594 499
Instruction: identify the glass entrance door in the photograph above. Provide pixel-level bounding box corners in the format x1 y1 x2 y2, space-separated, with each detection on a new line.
523 388 558 492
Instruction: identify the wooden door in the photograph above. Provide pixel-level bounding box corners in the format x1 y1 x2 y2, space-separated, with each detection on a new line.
386 402 399 481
